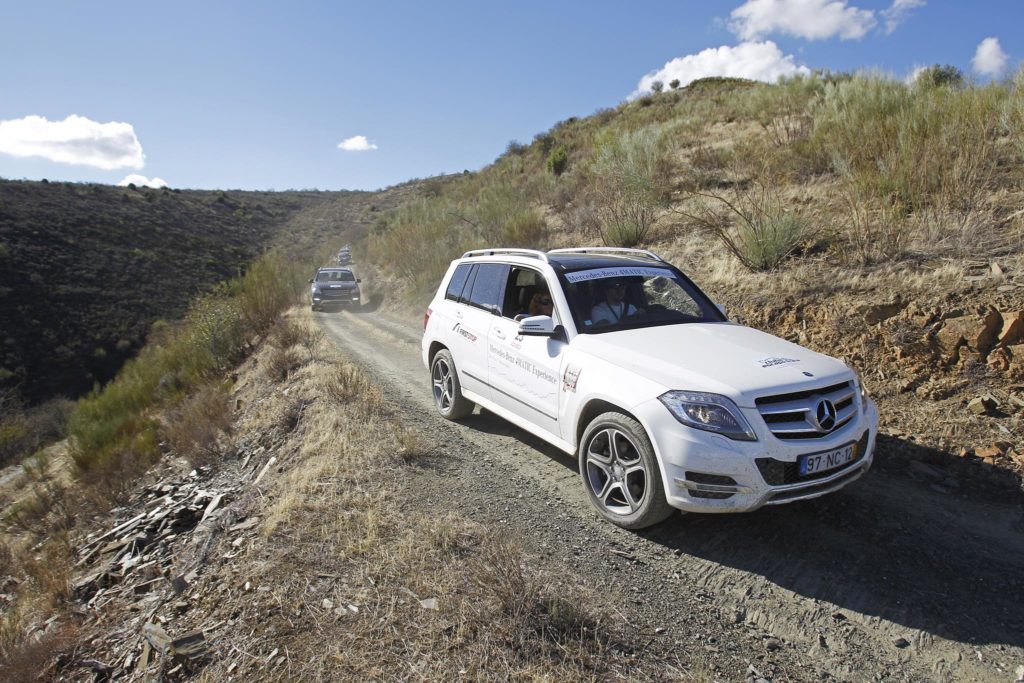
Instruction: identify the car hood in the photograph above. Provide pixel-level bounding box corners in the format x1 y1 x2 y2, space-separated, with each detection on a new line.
570 323 853 407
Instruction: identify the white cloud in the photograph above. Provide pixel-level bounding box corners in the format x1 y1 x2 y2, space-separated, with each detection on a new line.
0 114 144 170
635 41 811 96
881 0 925 34
337 135 378 152
729 0 876 41
118 174 167 189
972 37 1008 78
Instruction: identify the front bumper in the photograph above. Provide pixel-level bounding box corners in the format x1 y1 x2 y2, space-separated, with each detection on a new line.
636 397 879 513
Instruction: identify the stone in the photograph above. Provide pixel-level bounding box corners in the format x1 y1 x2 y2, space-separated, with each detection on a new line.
419 597 438 610
999 312 1024 347
860 299 905 325
764 638 783 652
321 598 334 610
170 631 207 661
935 309 1003 362
976 444 1004 459
892 636 910 648
967 396 997 415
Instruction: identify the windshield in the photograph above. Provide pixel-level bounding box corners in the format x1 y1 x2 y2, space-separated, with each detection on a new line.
316 270 355 283
559 265 722 333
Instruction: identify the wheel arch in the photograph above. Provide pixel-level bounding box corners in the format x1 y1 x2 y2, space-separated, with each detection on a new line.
575 398 642 449
427 341 448 366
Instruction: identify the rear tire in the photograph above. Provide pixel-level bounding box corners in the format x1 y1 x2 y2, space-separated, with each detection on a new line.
430 349 474 420
579 411 673 529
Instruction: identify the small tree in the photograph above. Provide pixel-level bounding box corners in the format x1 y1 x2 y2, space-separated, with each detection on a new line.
914 64 965 89
546 146 568 176
669 79 681 90
650 80 664 93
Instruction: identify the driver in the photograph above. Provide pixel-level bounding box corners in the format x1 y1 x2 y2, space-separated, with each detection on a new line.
591 279 641 325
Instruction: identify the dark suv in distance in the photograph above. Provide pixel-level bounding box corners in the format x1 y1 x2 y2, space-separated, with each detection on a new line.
310 267 361 311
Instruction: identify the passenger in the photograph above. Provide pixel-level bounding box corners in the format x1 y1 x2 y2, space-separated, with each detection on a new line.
529 292 554 317
516 292 554 321
590 279 640 325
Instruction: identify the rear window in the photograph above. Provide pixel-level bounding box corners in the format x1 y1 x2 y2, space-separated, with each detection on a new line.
445 264 472 302
465 263 508 313
316 270 355 283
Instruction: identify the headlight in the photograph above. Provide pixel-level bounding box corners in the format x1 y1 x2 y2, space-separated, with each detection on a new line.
658 391 757 441
855 372 869 413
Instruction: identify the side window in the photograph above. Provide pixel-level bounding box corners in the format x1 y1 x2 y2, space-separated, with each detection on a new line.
445 264 472 302
501 267 549 320
466 263 508 314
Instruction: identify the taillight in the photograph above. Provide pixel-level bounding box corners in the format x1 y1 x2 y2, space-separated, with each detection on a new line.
423 307 432 330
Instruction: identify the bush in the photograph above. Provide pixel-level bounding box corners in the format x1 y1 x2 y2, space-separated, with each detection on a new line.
913 64 965 89
810 77 1006 214
162 381 233 466
669 79 681 90
681 179 811 271
68 251 297 478
589 126 676 246
546 146 568 176
265 346 303 382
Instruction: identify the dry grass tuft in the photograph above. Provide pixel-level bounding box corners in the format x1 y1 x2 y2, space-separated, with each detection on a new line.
264 346 303 382
162 381 233 466
394 426 430 463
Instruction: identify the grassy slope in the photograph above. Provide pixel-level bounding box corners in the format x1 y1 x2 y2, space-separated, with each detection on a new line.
365 74 1024 478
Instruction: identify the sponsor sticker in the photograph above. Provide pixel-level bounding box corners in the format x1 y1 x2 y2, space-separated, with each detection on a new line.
758 357 799 368
564 267 673 283
452 323 478 343
562 365 582 393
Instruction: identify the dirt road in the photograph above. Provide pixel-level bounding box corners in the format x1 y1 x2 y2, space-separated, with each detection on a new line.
318 309 1024 682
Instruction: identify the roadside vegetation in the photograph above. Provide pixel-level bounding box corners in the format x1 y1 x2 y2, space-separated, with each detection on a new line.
368 69 1024 301
0 251 303 675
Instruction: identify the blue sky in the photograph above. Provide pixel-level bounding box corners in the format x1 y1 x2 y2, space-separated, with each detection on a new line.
0 1 1021 191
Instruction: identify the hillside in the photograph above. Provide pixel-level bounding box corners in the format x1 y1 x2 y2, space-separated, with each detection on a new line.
0 181 393 404
364 73 1024 479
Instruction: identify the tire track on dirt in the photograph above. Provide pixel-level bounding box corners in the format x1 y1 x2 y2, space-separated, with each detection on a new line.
317 309 1024 682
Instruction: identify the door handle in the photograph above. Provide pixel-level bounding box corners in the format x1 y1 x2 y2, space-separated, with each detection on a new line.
494 329 506 340
456 310 463 319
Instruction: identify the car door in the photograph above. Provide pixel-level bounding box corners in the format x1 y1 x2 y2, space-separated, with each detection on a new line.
487 266 564 437
451 263 507 399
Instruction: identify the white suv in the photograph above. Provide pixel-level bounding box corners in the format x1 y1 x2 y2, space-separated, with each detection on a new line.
421 248 878 529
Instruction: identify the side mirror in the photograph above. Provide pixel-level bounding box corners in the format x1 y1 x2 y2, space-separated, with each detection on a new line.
356 278 362 283
308 279 314 284
518 315 556 337
715 303 727 318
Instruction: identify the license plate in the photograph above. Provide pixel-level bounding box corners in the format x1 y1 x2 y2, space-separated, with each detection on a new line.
799 443 856 476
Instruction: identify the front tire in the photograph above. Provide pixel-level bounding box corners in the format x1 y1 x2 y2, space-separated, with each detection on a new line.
579 412 673 529
430 349 473 420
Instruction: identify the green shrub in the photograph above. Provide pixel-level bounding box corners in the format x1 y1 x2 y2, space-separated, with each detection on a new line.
546 146 569 176
913 64 965 89
810 77 1007 214
589 126 676 246
681 180 811 271
68 251 296 476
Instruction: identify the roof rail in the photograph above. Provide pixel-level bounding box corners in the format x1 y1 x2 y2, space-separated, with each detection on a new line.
547 247 665 263
461 248 549 262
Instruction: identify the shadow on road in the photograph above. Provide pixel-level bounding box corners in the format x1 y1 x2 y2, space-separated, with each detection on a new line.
454 413 1024 647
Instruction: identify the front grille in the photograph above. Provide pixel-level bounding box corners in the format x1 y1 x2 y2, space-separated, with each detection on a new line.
320 288 357 300
756 430 869 486
755 380 857 440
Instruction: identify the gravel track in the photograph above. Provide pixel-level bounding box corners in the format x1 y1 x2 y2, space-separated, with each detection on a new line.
318 309 1024 682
